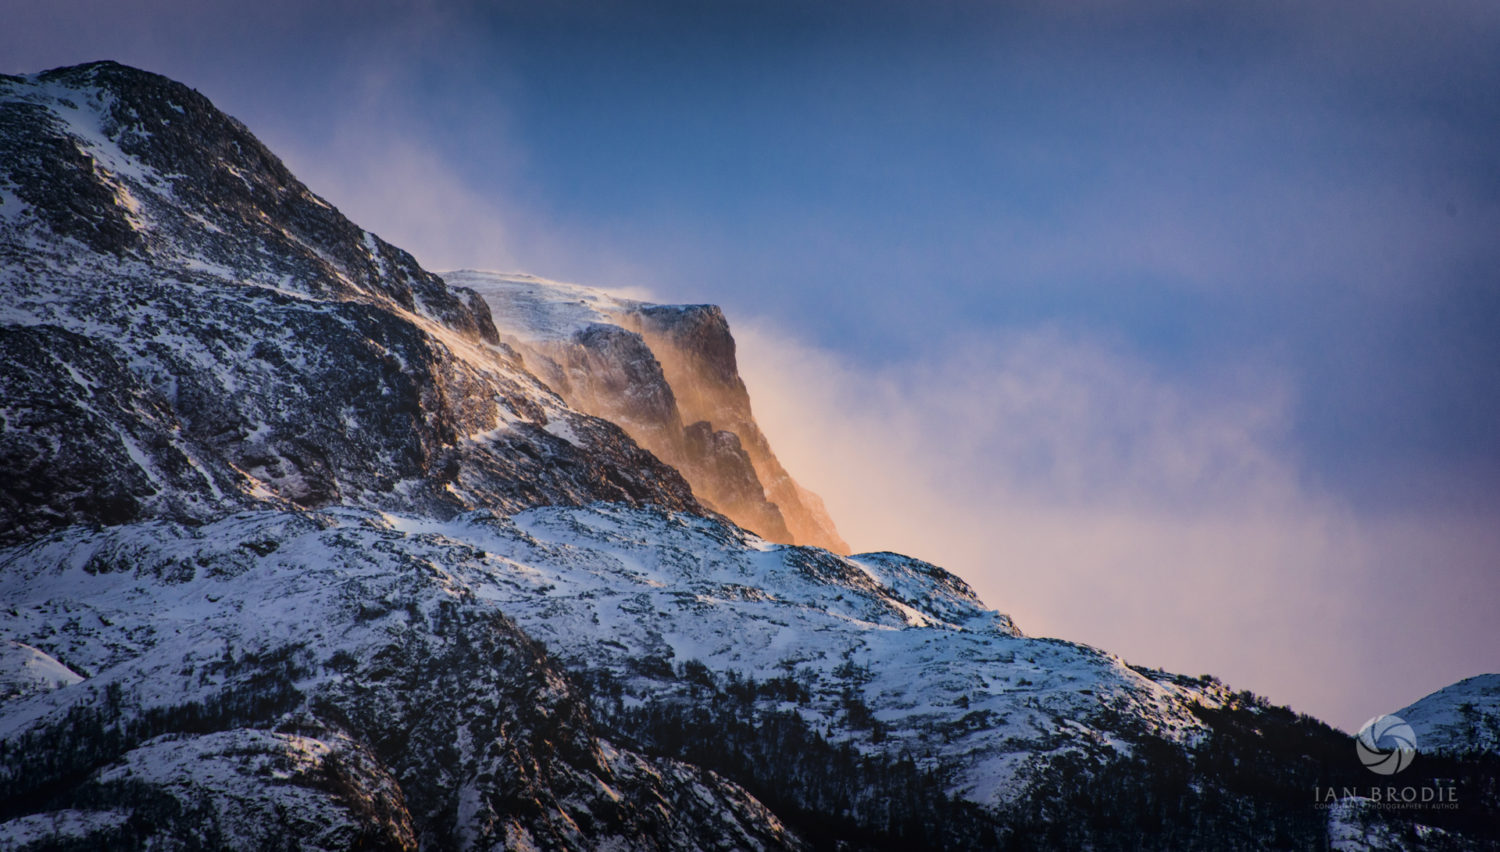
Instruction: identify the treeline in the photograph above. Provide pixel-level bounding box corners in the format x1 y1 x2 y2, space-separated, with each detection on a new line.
1002 692 1500 850
0 644 306 823
578 662 1004 851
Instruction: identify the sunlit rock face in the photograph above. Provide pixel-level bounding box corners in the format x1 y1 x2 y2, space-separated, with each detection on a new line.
0 61 702 547
446 270 849 553
628 303 848 553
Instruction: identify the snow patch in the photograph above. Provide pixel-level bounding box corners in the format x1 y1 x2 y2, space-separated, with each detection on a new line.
0 640 85 701
0 809 130 846
544 416 583 447
442 270 645 343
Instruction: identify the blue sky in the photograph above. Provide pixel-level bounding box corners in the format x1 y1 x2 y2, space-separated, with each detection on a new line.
5 0 1498 728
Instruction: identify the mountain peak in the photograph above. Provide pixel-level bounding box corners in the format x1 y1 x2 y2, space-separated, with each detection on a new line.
0 63 700 545
446 269 849 552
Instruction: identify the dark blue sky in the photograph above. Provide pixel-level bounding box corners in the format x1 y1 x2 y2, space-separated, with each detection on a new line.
5 0 1498 725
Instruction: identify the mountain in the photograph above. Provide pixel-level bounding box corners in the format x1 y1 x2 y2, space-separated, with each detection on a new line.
1396 674 1500 758
444 270 847 553
1321 677 1500 851
0 61 700 550
2 61 1498 850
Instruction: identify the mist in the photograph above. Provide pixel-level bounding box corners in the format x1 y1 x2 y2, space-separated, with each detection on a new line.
735 323 1500 731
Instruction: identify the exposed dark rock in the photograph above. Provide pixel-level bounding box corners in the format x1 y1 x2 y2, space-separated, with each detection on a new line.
0 99 142 256
0 324 252 545
0 61 701 546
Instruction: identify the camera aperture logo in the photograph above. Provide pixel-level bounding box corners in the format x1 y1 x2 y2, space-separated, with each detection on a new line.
1356 714 1417 775
1315 713 1458 811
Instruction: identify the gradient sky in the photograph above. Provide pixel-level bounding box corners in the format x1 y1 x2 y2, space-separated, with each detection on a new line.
4 0 1497 730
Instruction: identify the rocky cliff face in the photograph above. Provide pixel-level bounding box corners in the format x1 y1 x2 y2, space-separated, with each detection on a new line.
627 303 848 553
445 271 848 553
0 62 700 548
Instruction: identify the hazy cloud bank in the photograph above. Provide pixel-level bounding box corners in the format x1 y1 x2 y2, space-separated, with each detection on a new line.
736 324 1499 730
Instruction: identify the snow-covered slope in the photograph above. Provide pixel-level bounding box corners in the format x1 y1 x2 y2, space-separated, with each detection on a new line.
0 509 802 850
445 271 646 343
447 270 847 553
1396 674 1500 757
0 62 699 548
0 640 83 702
404 505 1210 807
10 505 1493 848
0 505 1197 843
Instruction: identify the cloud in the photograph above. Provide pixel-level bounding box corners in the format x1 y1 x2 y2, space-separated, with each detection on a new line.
275 132 525 273
735 322 1500 730
252 74 676 295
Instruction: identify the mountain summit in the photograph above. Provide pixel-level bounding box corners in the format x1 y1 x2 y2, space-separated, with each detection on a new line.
0 61 702 548
445 270 847 553
3 62 1497 850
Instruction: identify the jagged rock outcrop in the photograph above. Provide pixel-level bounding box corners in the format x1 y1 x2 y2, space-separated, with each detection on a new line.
446 270 847 552
626 303 847 552
0 62 701 547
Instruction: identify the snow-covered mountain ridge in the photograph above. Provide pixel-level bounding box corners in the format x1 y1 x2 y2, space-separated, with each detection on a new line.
7 503 1496 848
3 61 1498 849
1396 675 1500 758
0 506 1158 841
0 502 1272 844
0 508 804 849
